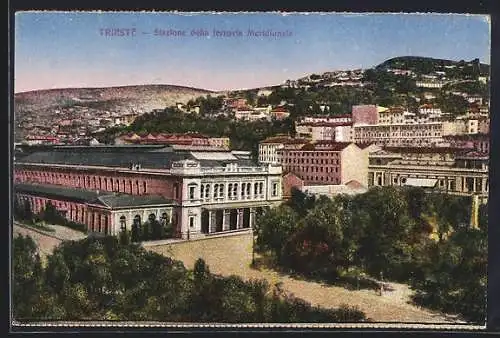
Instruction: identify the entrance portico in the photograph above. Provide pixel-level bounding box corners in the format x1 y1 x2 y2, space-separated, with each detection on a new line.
200 206 263 235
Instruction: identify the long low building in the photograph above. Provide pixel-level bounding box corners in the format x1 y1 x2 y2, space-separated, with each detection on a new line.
15 183 177 236
14 145 283 239
368 147 489 203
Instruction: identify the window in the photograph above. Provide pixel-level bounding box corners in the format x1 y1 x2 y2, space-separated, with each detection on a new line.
189 216 195 228
189 186 196 200
161 212 168 225
143 181 147 193
214 184 219 198
205 184 210 198
228 183 233 198
259 182 264 195
272 182 279 197
120 216 126 231
219 184 224 198
233 183 238 199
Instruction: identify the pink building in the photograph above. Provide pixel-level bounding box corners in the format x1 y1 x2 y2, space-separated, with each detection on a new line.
277 141 368 186
352 105 379 125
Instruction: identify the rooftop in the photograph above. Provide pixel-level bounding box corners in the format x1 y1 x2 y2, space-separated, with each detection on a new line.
15 146 258 170
14 183 177 208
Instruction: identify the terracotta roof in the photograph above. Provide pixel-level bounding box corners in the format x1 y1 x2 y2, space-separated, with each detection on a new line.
383 146 465 154
297 121 352 127
260 135 307 144
300 141 352 151
302 114 352 119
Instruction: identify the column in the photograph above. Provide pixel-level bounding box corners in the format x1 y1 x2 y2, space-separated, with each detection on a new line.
473 177 477 193
223 209 230 231
208 210 215 233
482 177 487 193
249 208 256 228
237 209 243 229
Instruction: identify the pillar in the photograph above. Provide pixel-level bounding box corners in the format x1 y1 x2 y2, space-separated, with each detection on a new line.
249 208 255 228
209 210 216 233
237 209 243 229
223 209 230 231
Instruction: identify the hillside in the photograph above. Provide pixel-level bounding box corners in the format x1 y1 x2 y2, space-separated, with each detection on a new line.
375 56 490 75
14 84 213 141
15 84 213 113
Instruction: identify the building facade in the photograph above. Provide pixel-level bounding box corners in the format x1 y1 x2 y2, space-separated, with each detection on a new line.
14 145 283 239
368 147 489 203
276 141 371 187
258 136 309 164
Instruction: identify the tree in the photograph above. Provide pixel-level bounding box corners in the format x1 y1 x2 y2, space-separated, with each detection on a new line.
131 220 141 243
287 188 316 217
23 200 34 223
119 229 131 245
12 235 45 321
282 197 346 279
254 205 300 263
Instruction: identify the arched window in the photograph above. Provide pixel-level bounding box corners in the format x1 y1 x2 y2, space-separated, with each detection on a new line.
104 178 108 189
161 212 168 225
99 177 102 189
219 184 224 198
104 215 109 235
259 182 264 195
213 184 219 198
241 183 246 198
148 213 156 223
201 185 204 198
120 216 126 231
246 183 251 197
110 179 114 191
205 184 210 198
254 182 259 195
97 214 102 232
143 181 147 194
233 183 238 199
228 183 233 199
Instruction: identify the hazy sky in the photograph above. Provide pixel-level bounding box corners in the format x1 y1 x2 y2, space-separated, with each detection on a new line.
14 12 490 93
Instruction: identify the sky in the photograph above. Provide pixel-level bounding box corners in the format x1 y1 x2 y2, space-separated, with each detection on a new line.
14 12 490 93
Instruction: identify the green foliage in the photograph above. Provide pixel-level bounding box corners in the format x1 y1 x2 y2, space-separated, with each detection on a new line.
38 202 87 233
254 205 300 263
410 227 487 323
12 236 367 323
255 186 486 323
